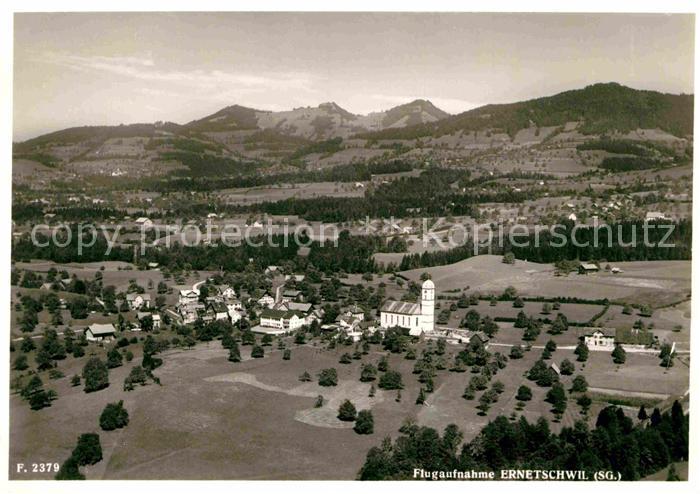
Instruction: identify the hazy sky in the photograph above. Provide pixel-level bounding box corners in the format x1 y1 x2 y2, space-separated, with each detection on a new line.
13 12 695 141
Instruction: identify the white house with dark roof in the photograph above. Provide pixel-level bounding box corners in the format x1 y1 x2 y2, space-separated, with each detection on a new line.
380 279 435 336
126 293 151 310
583 328 616 350
86 323 116 342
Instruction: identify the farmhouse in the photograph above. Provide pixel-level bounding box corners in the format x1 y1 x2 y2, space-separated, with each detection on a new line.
380 279 435 336
134 217 153 228
583 328 616 350
126 293 151 310
578 262 599 274
85 323 116 342
645 211 666 222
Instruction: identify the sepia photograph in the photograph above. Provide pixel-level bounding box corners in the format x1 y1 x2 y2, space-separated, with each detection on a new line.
3 1 698 487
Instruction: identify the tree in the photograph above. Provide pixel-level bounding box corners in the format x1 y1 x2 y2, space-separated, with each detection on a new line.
283 349 291 360
377 355 389 372
550 313 569 334
570 375 588 393
416 388 426 405
228 342 241 362
546 382 567 418
516 385 532 401
574 341 589 362
13 354 29 371
509 345 524 359
378 370 403 390
241 331 256 346
318 368 338 387
360 363 378 382
638 405 649 422
612 345 626 364
577 394 592 415
314 395 324 408
502 252 515 264
261 334 273 346
560 359 575 375
55 456 84 480
299 371 312 382
354 410 374 434
251 345 264 358
71 433 102 466
71 375 81 387
99 401 129 431
82 358 109 393
20 336 36 353
339 352 352 364
667 463 681 481
106 348 123 369
338 399 357 421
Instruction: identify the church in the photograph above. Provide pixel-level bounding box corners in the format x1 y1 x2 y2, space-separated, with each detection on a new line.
379 279 435 336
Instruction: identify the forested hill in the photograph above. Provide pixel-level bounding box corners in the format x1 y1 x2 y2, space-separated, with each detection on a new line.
356 83 694 140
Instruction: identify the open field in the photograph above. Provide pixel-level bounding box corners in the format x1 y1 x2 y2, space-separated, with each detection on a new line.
215 182 364 205
10 329 688 480
400 255 691 307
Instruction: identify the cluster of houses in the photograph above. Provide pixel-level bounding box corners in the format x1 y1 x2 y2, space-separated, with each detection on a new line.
177 285 242 326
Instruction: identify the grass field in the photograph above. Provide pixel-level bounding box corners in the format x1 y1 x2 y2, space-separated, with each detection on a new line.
10 326 689 480
400 255 691 308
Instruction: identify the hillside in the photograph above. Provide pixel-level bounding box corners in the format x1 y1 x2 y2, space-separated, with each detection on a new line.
356 83 694 140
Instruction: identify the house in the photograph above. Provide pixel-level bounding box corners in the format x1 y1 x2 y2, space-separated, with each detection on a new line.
549 362 561 376
578 262 599 274
645 211 666 222
286 302 313 314
126 293 151 310
134 217 153 228
281 289 302 303
344 305 365 321
151 314 161 329
85 323 116 342
284 274 306 283
178 289 200 306
337 314 362 330
259 309 306 332
257 292 275 308
583 328 616 350
208 301 230 321
214 285 236 299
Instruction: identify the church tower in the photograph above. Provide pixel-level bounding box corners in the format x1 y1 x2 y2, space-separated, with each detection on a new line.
420 279 435 332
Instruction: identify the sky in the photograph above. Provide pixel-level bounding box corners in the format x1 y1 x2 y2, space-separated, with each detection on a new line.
13 12 695 141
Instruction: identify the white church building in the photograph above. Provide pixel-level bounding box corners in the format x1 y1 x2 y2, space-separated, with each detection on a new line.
380 279 435 336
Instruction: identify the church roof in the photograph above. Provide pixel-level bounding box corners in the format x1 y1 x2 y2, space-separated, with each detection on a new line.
380 300 421 315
